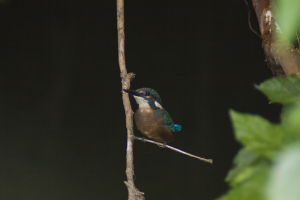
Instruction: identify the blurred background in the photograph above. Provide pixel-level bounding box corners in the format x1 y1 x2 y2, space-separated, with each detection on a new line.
0 0 282 199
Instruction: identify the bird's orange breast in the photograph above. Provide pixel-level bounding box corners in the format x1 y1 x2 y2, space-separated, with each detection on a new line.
134 108 173 143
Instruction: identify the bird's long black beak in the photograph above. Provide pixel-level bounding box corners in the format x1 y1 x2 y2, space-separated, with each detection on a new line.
123 89 142 97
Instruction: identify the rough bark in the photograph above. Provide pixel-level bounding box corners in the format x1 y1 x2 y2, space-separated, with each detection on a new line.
252 0 300 76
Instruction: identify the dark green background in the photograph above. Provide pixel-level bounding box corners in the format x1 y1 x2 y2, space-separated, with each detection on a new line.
1 1 281 199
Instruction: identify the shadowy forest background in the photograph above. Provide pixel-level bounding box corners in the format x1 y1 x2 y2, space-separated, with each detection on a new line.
1 1 283 199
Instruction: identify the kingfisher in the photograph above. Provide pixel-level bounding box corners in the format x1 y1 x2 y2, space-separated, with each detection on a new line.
123 88 182 143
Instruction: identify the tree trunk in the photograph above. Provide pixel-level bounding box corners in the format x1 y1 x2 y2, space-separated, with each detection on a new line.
252 0 300 76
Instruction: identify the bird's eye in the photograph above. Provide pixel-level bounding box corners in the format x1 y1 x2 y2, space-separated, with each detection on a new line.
145 92 150 96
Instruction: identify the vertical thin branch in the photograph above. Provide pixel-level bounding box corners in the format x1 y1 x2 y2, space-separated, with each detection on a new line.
116 0 144 199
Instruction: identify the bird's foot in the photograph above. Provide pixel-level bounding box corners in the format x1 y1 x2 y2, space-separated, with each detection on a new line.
141 137 146 143
161 142 167 148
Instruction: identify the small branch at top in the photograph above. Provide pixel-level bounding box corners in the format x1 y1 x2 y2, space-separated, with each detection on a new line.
134 136 213 164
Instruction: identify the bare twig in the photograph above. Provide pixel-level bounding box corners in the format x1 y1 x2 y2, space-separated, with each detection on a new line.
116 0 144 199
243 0 261 38
134 136 213 164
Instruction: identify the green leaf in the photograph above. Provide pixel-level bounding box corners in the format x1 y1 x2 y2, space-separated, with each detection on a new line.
276 0 300 42
229 110 285 158
226 148 261 185
266 144 300 200
281 103 300 130
217 161 269 200
255 75 300 104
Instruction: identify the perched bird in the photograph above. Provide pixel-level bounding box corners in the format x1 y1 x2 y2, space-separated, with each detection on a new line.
123 88 181 143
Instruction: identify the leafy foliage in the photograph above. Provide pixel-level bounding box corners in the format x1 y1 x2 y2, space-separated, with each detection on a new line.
255 75 300 104
217 75 300 200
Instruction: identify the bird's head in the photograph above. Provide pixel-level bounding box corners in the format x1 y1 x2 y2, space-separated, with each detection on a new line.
123 87 163 110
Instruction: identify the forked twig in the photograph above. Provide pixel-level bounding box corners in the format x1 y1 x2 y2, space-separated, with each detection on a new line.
134 136 213 164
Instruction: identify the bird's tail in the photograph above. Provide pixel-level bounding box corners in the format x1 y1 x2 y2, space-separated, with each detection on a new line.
174 124 182 132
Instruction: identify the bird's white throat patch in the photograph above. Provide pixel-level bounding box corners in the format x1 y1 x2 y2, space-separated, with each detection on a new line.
133 96 163 109
133 96 149 108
